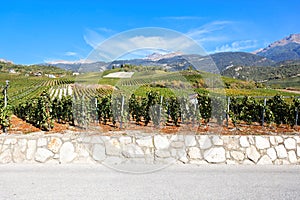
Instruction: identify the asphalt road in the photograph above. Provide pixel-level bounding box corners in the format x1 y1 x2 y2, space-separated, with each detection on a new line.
1 164 300 200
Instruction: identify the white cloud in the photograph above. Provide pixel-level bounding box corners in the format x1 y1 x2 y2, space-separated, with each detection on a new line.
214 40 258 52
64 51 77 56
85 27 206 62
187 21 233 38
96 27 114 33
83 28 108 48
184 20 234 50
44 58 94 64
82 21 258 61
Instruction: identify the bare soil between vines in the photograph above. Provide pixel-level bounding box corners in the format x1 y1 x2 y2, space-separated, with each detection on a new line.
2 115 299 136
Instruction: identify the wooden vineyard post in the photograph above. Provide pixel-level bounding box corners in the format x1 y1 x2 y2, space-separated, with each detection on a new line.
226 96 230 127
158 95 163 127
296 106 298 128
262 98 267 127
3 80 9 134
120 95 124 129
95 97 98 124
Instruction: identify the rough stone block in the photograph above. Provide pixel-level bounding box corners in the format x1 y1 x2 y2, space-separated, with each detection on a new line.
204 147 226 163
257 155 272 164
35 148 54 163
267 148 277 161
184 135 197 147
154 135 170 149
284 138 296 150
198 136 212 149
59 142 77 163
239 136 250 147
92 144 106 161
255 136 270 149
188 147 202 159
288 151 297 164
231 151 245 161
246 145 260 163
48 137 62 153
275 145 287 159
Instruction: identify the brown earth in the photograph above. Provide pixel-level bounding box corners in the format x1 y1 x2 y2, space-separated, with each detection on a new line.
2 115 300 135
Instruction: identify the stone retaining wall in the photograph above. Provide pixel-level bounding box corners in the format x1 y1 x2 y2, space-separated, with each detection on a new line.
0 132 300 165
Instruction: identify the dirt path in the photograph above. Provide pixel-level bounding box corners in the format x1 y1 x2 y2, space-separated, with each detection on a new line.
276 89 300 95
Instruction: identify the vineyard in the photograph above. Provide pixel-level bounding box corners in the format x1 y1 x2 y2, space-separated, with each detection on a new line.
4 88 300 133
0 67 299 134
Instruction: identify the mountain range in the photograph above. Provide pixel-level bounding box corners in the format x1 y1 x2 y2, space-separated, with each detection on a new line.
30 33 300 73
254 34 300 62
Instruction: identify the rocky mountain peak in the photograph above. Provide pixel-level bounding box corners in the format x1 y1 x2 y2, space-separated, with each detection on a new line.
256 33 300 54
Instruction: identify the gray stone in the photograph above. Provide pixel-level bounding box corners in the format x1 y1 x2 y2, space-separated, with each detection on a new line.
4 138 17 145
284 138 296 150
144 148 154 156
53 154 59 159
223 136 240 150
297 145 300 157
257 155 273 165
76 143 89 157
122 144 144 158
37 138 47 147
269 136 276 145
35 148 54 163
92 144 106 161
226 151 231 159
188 147 202 159
170 135 184 142
176 149 187 159
288 151 297 164
179 154 189 164
184 135 197 147
26 140 36 160
48 137 62 153
282 160 290 165
226 160 237 165
255 136 270 150
275 145 288 159
239 136 250 147
119 136 132 145
230 151 245 161
170 149 177 157
198 136 212 149
0 149 12 164
13 146 25 163
275 136 283 144
136 137 153 147
246 146 260 163
248 136 255 145
204 147 226 163
267 148 277 161
155 150 171 158
212 136 223 145
59 142 77 163
274 159 281 165
154 135 170 149
189 160 208 165
17 139 27 152
295 136 300 144
243 159 255 165
105 138 121 156
171 141 184 148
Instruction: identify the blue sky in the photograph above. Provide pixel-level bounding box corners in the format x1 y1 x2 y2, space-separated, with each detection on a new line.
0 0 299 64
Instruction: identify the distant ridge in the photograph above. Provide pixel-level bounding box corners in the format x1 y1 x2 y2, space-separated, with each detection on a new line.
255 33 300 62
